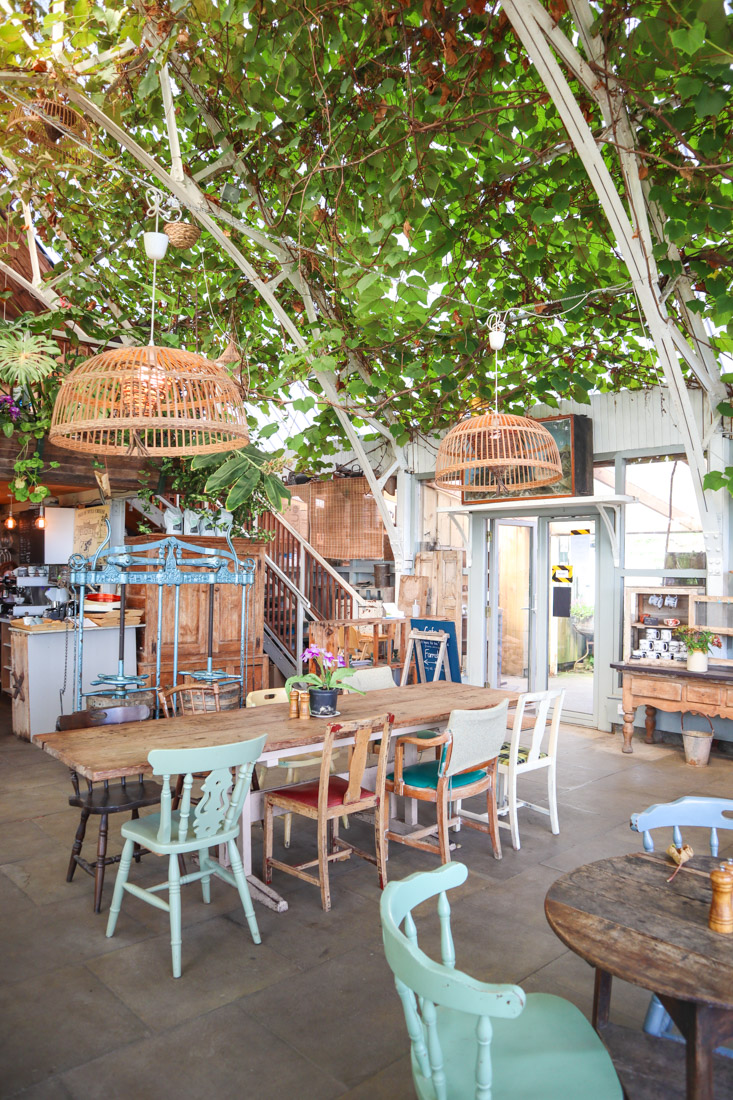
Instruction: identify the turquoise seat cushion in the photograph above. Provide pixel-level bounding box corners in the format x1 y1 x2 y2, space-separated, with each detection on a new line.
387 760 487 791
499 742 548 765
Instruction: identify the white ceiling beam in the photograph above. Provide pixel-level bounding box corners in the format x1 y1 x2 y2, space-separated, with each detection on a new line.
501 0 720 566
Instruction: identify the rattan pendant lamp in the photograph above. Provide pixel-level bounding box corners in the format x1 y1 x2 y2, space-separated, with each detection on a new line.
50 193 249 458
435 318 563 496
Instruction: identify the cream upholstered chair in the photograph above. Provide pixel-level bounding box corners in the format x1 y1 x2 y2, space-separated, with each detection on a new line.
497 690 565 850
246 687 348 845
385 701 508 863
349 665 397 692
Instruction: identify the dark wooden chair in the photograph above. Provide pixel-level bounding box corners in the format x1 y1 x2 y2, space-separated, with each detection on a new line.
57 705 158 913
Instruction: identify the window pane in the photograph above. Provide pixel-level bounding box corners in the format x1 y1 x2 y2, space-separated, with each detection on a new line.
624 459 705 574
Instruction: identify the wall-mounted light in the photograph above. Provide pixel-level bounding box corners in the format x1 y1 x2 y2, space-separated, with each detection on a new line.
34 505 45 530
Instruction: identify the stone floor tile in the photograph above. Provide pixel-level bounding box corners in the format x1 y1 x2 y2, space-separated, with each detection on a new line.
0 890 153 986
0 964 147 1095
87 914 299 1030
61 1002 345 1100
0 818 52 867
5 1076 74 1100
1 842 95 907
336 1054 414 1099
241 943 408 1090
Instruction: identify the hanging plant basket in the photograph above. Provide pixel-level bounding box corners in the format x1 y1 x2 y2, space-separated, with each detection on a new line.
7 97 93 167
164 221 201 249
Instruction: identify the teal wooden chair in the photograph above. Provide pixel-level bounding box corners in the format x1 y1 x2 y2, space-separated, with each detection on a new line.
381 862 624 1100
106 735 266 978
630 795 733 1041
385 701 508 864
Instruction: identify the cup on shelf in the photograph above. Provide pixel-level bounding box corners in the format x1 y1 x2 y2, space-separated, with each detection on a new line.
645 628 660 640
660 629 672 642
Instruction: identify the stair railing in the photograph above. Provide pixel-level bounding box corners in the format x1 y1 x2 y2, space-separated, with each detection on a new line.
257 511 365 671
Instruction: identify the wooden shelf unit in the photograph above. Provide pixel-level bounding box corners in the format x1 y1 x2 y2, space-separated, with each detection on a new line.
623 586 703 668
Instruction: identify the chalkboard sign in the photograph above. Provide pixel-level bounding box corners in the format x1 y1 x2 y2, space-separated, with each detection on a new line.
409 619 462 683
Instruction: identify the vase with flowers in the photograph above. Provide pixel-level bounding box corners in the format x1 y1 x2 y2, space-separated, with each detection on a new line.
285 645 365 716
674 627 722 673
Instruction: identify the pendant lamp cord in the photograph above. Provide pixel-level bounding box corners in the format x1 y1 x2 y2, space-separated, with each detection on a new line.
149 201 160 347
494 345 499 414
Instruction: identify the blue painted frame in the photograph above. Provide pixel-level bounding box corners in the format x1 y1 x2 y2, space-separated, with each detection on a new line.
69 523 255 714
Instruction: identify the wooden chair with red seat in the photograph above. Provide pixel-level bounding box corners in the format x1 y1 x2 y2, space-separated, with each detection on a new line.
58 704 156 913
263 713 393 911
385 700 508 865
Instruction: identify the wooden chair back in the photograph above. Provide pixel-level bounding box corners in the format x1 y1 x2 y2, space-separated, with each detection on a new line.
149 735 267 846
349 666 396 693
246 687 288 707
56 705 150 731
504 690 564 767
630 795 733 857
381 861 524 1084
159 683 221 718
441 701 508 778
318 713 393 813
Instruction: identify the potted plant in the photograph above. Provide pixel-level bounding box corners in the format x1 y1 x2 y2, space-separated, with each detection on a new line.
285 645 365 716
674 627 722 673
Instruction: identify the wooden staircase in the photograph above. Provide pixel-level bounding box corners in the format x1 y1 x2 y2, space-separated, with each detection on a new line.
257 512 365 679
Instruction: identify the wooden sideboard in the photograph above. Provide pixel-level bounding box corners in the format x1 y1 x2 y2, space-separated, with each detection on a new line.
611 661 733 754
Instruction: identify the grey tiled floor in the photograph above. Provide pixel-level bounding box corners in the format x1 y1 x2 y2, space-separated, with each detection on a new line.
2 704 733 1099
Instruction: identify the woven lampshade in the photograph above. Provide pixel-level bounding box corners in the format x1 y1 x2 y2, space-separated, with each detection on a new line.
49 345 249 457
435 412 563 496
7 98 92 166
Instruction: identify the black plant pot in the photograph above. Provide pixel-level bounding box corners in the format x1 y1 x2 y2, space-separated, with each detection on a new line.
308 687 339 716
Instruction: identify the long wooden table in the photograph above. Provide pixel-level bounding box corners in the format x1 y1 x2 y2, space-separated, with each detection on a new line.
545 853 733 1100
38 682 516 911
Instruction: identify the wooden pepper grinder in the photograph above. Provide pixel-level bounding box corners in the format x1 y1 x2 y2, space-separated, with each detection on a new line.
709 866 733 934
288 689 300 720
298 689 311 720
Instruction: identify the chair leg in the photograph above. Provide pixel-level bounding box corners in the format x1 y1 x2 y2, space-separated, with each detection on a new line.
374 799 388 888
548 764 559 835
283 767 294 848
317 812 332 911
487 770 502 860
228 839 261 945
168 852 183 979
508 775 520 851
437 795 451 865
263 799 274 884
67 808 90 882
199 847 211 904
106 836 134 938
131 807 142 863
93 814 109 913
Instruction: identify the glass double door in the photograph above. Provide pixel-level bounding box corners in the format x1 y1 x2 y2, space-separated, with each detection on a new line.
490 517 597 721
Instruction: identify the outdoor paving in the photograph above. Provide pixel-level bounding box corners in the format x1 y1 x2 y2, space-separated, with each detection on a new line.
2 697 733 1099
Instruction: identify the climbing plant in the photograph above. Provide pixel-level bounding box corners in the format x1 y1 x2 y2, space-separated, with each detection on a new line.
0 0 730 470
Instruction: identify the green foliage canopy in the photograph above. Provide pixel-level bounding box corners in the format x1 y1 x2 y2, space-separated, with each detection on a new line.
0 0 731 470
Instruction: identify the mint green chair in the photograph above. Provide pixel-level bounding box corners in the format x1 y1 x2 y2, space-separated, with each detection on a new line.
381 862 624 1100
106 735 266 978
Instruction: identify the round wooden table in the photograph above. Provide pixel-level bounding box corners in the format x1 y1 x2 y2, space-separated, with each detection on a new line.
545 853 733 1100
